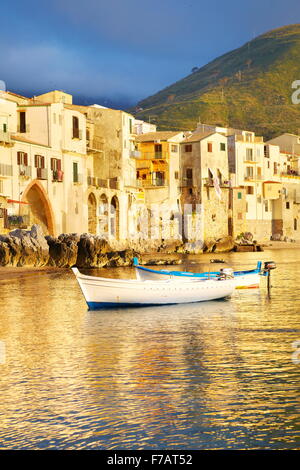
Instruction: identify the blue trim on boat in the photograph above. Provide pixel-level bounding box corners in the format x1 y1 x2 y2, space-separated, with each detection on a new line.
87 301 171 310
134 260 262 278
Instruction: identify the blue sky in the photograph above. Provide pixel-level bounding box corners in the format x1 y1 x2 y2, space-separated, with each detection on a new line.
1 0 300 107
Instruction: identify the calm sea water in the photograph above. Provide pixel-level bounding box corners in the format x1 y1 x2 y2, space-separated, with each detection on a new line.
0 249 299 450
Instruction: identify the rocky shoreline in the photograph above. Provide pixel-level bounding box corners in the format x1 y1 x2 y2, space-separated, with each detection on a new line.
0 225 264 269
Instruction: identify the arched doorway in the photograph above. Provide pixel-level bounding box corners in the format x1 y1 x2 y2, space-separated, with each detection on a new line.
88 193 97 234
22 181 55 235
110 195 119 240
99 194 109 237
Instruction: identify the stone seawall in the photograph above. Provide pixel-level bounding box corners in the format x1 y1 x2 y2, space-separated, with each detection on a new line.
0 225 260 268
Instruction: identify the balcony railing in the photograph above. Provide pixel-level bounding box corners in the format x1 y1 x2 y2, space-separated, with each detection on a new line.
140 152 168 160
87 139 104 152
109 178 119 190
36 168 48 180
0 163 13 177
182 178 194 187
87 176 96 186
73 173 83 184
281 171 300 178
97 178 108 188
244 174 263 181
7 214 30 229
151 178 166 187
52 170 64 182
19 165 31 178
0 130 11 143
130 150 141 158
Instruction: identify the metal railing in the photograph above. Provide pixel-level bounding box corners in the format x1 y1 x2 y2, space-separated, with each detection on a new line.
7 214 30 228
37 168 48 180
0 130 11 143
19 165 31 177
281 170 300 177
52 170 64 182
140 152 168 160
130 150 141 158
73 173 83 184
0 163 13 177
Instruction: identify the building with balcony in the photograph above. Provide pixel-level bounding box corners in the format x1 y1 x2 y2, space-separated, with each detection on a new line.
134 132 185 240
180 131 231 241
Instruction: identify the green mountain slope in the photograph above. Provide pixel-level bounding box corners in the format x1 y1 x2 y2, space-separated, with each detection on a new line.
133 24 300 138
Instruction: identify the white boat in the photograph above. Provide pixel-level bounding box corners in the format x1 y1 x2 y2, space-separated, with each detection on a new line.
72 267 235 309
133 258 262 290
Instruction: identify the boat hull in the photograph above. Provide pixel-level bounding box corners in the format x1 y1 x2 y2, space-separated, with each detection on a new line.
72 268 235 309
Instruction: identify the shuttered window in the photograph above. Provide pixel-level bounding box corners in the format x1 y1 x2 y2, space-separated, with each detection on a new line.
34 155 45 169
17 152 28 166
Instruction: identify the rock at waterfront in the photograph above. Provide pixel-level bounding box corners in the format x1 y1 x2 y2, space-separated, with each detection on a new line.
203 238 217 253
76 234 114 268
0 225 49 267
46 235 78 268
214 236 235 253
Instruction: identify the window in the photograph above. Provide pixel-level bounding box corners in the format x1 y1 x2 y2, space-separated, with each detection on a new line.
286 202 290 209
264 200 269 212
171 145 178 153
237 192 242 200
220 142 226 151
246 186 254 195
19 112 26 133
246 167 254 179
238 212 243 220
184 144 192 152
207 142 213 152
274 162 278 175
246 148 253 161
129 119 132 134
3 123 7 133
34 155 45 169
51 158 62 171
174 171 179 179
246 203 248 213
294 219 298 231
186 168 193 179
17 152 28 166
73 162 79 183
72 116 79 139
154 144 162 156
267 161 270 169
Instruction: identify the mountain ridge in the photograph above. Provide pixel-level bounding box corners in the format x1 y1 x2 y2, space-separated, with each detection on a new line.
132 24 300 138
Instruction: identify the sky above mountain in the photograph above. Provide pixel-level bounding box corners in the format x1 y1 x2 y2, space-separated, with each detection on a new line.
1 0 300 108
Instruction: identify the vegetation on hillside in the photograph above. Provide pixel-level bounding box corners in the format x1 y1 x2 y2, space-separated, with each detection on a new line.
132 24 300 139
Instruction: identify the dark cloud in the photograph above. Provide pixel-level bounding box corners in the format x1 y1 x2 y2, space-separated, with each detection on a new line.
2 0 300 105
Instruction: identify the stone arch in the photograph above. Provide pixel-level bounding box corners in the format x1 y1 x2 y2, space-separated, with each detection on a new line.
110 195 120 240
88 192 97 234
99 193 109 236
22 180 55 236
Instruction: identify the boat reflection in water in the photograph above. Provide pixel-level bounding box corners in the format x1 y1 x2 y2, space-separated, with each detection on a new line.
0 250 299 449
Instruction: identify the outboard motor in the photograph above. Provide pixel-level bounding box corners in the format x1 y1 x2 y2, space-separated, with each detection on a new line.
264 261 276 271
218 268 234 280
263 261 276 296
